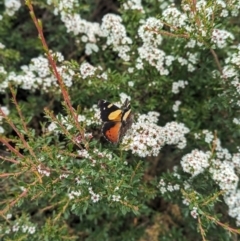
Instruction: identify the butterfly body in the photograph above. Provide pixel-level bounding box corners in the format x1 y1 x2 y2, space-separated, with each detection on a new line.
98 99 133 143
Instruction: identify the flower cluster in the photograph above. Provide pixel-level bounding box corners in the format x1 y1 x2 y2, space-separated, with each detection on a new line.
46 0 103 55
224 190 240 226
194 130 215 144
202 130 214 144
163 122 190 148
184 130 240 225
209 159 239 193
209 153 240 226
221 65 238 80
185 39 203 49
123 111 189 157
4 0 21 16
89 187 101 203
138 17 163 47
123 0 144 12
162 5 187 28
47 104 101 137
3 216 36 235
101 14 132 61
137 17 174 75
233 117 240 125
183 0 240 20
75 176 90 186
63 13 102 53
181 149 211 177
158 178 180 194
232 152 240 171
220 45 240 114
37 165 51 177
177 54 198 72
172 100 182 113
229 44 240 68
12 224 35 234
1 53 74 93
68 190 81 200
211 29 234 49
0 106 10 133
46 0 79 16
112 194 121 202
122 112 164 157
172 80 188 94
79 62 107 80
0 42 4 49
190 207 198 219
77 148 113 167
119 92 131 103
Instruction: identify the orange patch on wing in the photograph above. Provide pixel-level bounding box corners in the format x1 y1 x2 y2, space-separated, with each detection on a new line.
104 122 121 143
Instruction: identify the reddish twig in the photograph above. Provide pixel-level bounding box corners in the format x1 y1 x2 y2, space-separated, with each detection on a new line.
26 0 85 140
10 86 29 134
0 108 37 161
0 155 19 164
0 137 24 159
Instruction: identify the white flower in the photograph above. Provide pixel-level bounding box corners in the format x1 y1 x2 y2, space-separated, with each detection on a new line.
128 81 134 87
0 42 5 49
91 193 100 203
12 223 20 232
181 149 211 177
123 114 189 157
0 106 10 116
211 29 234 48
101 14 132 61
28 226 36 234
123 0 144 12
182 198 190 206
128 67 134 73
48 122 57 132
4 0 21 16
172 80 188 94
112 195 121 202
37 165 51 177
0 126 4 133
22 225 29 233
210 159 238 193
119 93 131 104
162 6 187 28
172 100 181 112
190 207 198 219
68 190 81 199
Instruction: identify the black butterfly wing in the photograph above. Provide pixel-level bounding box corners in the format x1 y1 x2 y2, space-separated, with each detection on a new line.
98 100 122 122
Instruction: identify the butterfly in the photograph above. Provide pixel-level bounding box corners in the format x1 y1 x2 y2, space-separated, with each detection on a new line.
98 99 133 144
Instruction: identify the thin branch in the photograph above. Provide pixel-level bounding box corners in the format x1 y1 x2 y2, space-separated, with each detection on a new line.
0 189 28 216
205 214 240 235
198 216 207 241
26 0 85 141
145 26 189 39
44 108 83 150
0 109 37 161
210 48 223 75
10 86 29 134
0 155 19 164
0 137 24 159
